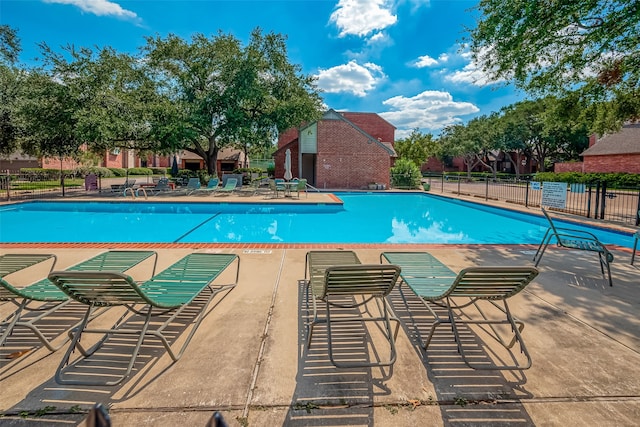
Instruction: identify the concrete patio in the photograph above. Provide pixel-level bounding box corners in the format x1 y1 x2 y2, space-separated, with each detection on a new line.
0 193 639 426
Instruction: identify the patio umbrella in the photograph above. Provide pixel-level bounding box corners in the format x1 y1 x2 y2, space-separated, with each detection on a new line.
284 149 293 181
171 156 179 176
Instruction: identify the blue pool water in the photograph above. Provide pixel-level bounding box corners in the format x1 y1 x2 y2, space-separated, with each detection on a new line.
0 193 634 246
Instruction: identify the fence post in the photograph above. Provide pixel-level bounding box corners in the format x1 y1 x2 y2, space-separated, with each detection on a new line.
599 181 607 220
457 176 460 194
636 190 640 226
485 174 489 201
525 180 529 208
594 181 601 219
586 182 592 218
2 172 10 202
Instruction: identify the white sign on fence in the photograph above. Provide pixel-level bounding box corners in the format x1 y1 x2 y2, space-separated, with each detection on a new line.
542 182 568 209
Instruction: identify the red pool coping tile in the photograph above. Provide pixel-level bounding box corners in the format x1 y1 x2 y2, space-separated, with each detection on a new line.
0 242 540 250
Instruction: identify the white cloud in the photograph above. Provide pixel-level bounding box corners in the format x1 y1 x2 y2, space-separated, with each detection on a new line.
44 0 140 21
379 90 479 134
413 54 438 68
330 0 397 38
315 60 386 97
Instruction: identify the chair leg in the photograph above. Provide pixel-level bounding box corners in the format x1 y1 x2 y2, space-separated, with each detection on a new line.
323 295 399 368
1 299 73 352
533 229 552 265
446 298 532 370
631 235 638 265
533 234 553 267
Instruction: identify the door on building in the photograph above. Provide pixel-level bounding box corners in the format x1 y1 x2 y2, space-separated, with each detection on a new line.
301 153 316 187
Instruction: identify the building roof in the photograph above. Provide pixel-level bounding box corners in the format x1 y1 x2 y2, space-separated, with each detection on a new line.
581 123 640 156
180 147 246 161
324 109 396 156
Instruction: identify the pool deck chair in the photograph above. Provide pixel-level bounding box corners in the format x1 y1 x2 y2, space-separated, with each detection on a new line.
183 177 202 195
1 251 157 352
215 177 238 196
304 250 401 368
632 230 639 265
534 207 614 286
381 252 539 370
48 252 240 386
193 177 220 195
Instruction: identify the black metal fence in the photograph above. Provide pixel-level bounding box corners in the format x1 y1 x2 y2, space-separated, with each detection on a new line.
421 174 640 226
0 172 162 201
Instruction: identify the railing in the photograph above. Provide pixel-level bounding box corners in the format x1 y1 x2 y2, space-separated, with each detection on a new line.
421 174 640 226
0 173 162 202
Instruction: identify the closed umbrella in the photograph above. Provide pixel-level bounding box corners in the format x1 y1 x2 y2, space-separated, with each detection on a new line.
284 149 293 181
171 156 179 176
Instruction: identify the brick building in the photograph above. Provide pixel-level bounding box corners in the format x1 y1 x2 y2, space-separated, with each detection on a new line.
578 123 640 174
275 110 397 189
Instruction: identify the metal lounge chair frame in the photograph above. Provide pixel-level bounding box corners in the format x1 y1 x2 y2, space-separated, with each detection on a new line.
192 177 220 195
1 251 157 352
183 177 202 195
304 250 401 368
48 253 240 386
215 177 238 196
533 207 614 286
381 252 539 370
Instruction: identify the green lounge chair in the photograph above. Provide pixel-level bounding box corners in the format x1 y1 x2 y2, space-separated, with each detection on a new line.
147 177 172 195
381 251 538 370
215 177 237 196
193 177 220 195
534 207 614 286
1 251 157 352
48 252 240 385
304 250 401 368
184 177 202 195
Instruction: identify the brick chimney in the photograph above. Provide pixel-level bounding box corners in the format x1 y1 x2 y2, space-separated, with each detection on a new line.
588 133 598 147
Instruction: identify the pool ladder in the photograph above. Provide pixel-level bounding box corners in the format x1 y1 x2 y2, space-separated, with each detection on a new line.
123 187 148 200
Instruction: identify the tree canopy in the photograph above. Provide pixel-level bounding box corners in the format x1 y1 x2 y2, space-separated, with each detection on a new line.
467 0 640 132
1 26 324 174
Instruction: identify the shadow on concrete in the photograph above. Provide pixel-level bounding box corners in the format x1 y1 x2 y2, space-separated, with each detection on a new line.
282 280 397 426
0 287 233 424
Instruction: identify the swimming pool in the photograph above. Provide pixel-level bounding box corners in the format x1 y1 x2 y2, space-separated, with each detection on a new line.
0 193 634 246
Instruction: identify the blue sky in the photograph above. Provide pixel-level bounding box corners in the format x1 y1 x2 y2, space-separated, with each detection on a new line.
2 0 527 139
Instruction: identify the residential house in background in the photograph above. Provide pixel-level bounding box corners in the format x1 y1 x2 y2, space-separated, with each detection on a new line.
579 123 640 174
178 147 247 174
274 109 397 189
554 123 640 174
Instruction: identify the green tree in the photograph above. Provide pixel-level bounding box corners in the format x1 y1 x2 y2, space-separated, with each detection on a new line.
0 25 23 155
467 1 640 130
143 29 323 175
37 43 161 155
394 129 437 168
439 123 482 178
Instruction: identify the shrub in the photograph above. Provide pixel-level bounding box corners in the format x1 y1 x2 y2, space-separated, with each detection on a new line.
19 168 59 180
149 167 167 175
75 166 114 178
108 168 126 177
127 167 152 176
391 158 422 189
